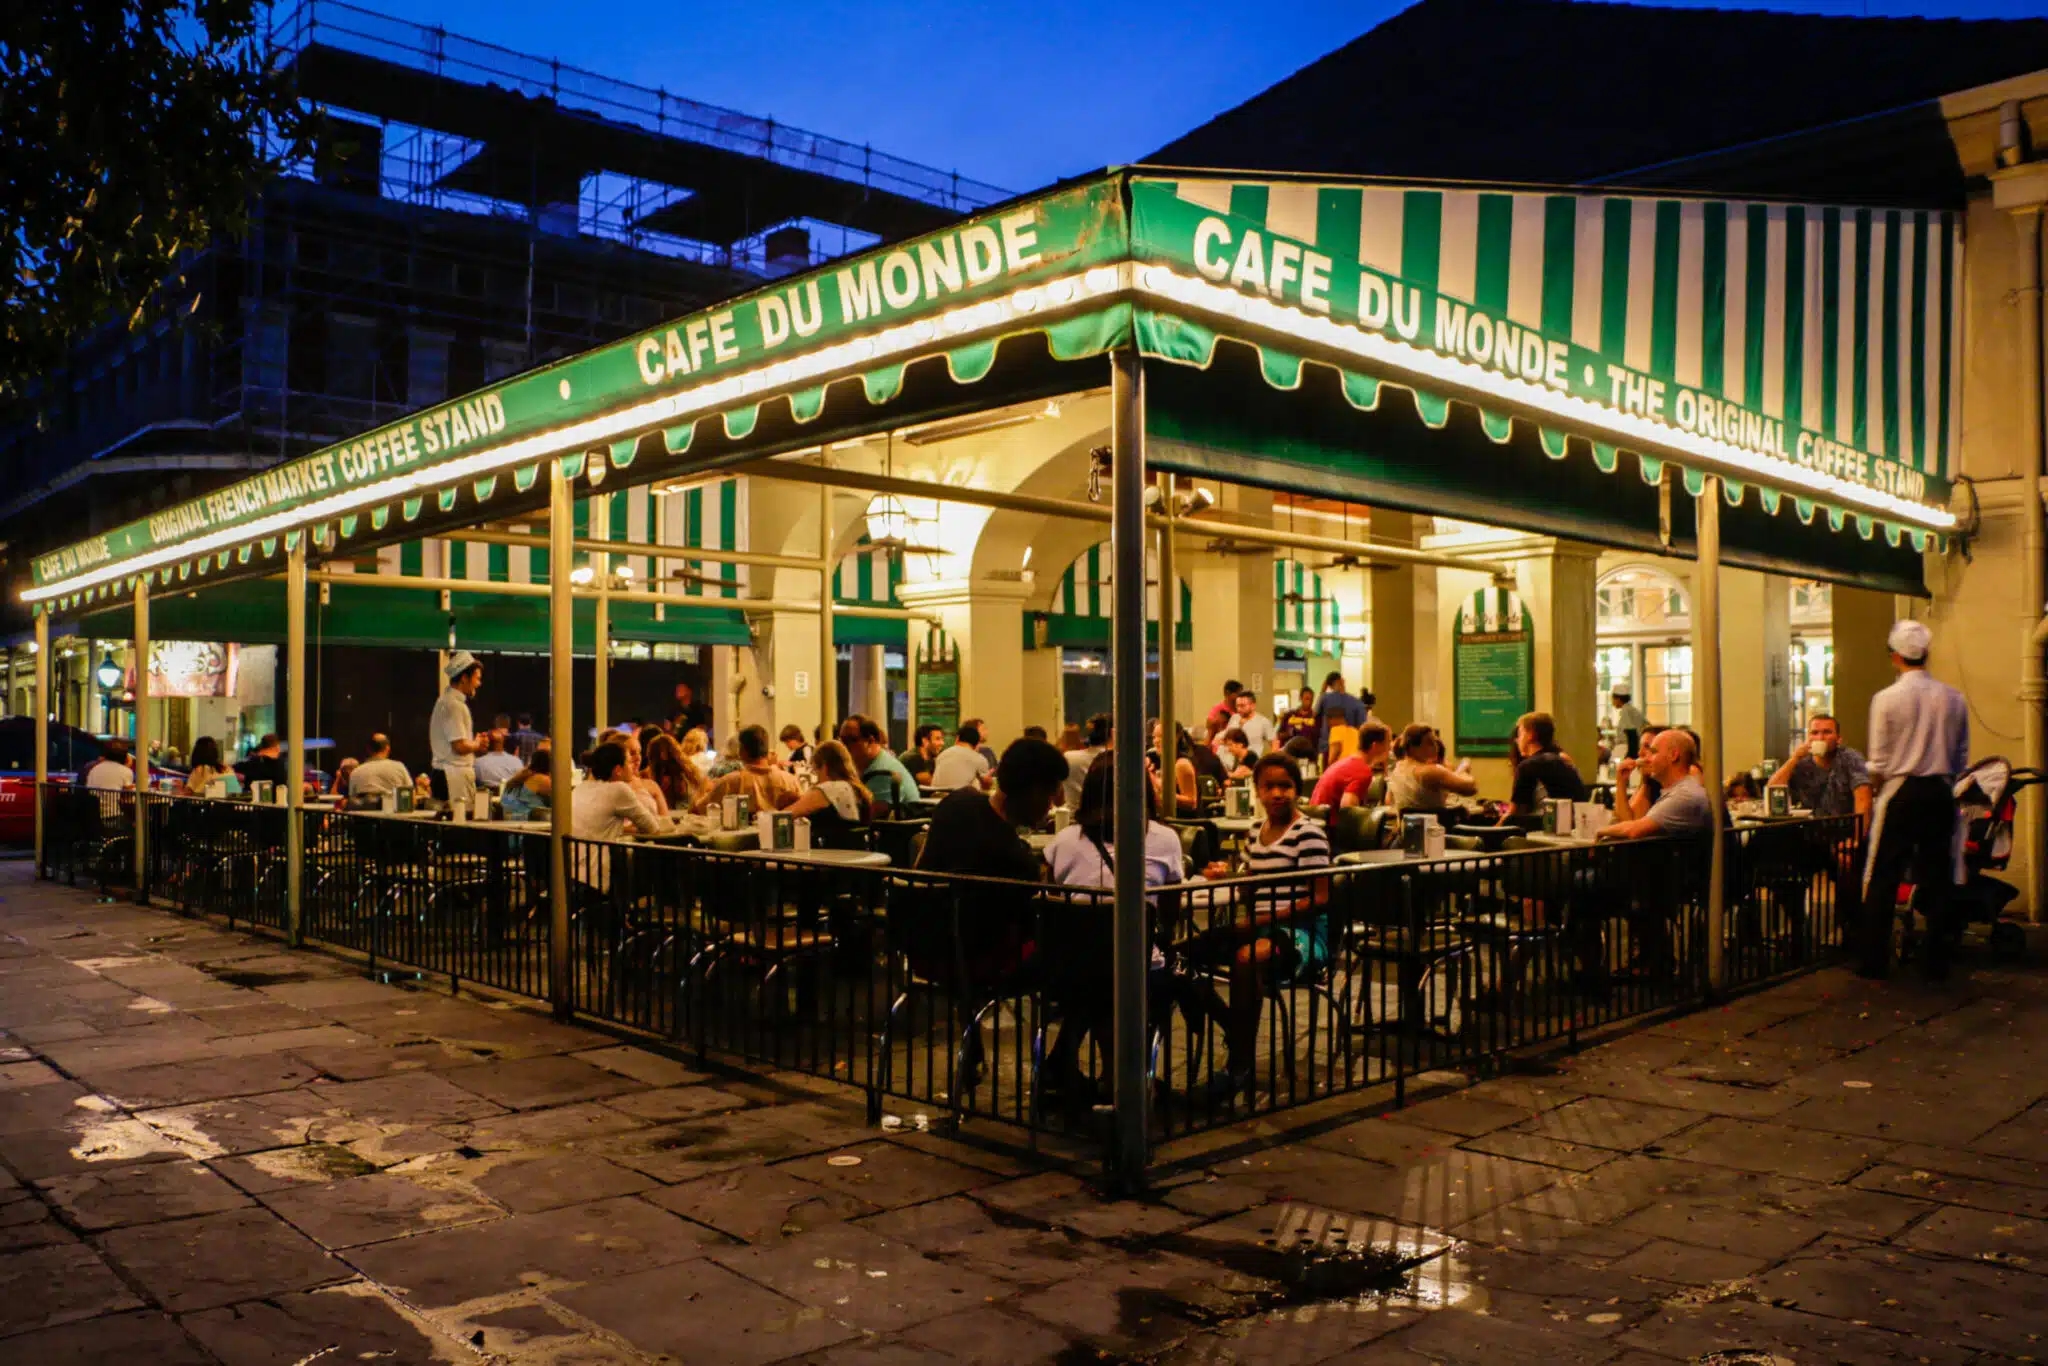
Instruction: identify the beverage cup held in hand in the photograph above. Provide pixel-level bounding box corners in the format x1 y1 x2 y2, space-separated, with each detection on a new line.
1767 784 1791 817
1809 738 1830 761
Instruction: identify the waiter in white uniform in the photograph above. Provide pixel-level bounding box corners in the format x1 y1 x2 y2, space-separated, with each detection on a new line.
1860 620 1970 981
431 649 486 806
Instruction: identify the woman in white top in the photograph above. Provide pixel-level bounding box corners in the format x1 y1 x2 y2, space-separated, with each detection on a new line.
600 728 670 819
570 741 662 892
1385 724 1479 813
1038 754 1216 1103
785 740 871 846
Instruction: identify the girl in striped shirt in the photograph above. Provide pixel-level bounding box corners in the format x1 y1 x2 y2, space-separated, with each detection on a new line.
1199 752 1332 1102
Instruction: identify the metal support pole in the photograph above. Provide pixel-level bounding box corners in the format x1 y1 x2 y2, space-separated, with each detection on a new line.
1695 476 1727 991
1109 348 1149 1187
32 612 47 869
819 483 838 732
549 461 575 1020
2016 208 2047 923
133 580 150 894
1156 472 1177 742
593 494 610 734
285 540 306 944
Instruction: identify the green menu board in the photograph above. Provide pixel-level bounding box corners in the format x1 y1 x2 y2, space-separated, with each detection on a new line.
1453 588 1534 757
915 629 960 736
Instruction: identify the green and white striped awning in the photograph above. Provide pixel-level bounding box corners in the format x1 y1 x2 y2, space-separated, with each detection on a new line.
833 534 908 647
26 169 1956 616
1458 585 1530 636
1036 541 1193 649
1274 558 1343 650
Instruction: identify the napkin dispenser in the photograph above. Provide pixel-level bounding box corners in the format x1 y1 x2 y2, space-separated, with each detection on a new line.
758 810 800 851
1224 785 1255 819
1767 784 1790 817
721 792 754 830
1541 798 1574 835
1401 812 1440 856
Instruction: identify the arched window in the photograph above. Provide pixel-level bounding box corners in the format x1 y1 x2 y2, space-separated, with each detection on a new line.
1596 565 1689 632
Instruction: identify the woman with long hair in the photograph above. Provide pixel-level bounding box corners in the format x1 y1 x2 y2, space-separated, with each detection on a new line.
180 736 225 796
643 731 705 812
1147 718 1200 817
1386 724 1479 812
784 739 873 845
679 727 715 776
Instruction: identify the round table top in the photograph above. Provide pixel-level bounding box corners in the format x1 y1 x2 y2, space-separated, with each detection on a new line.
737 847 891 867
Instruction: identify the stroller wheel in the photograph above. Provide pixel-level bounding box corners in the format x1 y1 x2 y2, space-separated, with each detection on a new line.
1989 920 2027 963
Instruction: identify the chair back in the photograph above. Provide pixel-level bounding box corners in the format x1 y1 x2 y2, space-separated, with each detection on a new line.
1329 804 1384 854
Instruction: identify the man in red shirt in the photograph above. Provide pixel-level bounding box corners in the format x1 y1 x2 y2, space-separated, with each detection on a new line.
1205 680 1242 740
1311 723 1391 808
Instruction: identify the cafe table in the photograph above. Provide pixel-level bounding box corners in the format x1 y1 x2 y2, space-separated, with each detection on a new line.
735 846 890 868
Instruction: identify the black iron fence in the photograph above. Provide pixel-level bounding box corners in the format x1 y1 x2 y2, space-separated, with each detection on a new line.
37 784 1862 1158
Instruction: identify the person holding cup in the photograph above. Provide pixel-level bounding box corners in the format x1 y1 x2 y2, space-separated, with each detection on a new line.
1767 714 1872 818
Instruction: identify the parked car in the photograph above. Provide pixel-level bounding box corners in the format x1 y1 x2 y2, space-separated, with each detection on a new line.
0 717 105 845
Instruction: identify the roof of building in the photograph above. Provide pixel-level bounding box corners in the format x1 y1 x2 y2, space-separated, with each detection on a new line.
1147 0 2048 189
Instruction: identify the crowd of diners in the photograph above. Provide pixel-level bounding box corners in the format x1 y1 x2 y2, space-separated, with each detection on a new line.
113 657 1896 1105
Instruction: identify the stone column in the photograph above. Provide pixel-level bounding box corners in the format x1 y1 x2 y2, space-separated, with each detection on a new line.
898 579 1034 747
1184 488 1276 737
1426 530 1600 794
1368 510 1420 729
1831 585 1899 755
1719 568 1794 775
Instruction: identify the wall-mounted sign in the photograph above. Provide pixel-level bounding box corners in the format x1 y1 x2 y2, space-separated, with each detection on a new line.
149 641 237 699
914 629 960 736
1453 590 1533 757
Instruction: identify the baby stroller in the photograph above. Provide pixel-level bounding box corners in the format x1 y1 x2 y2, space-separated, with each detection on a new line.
1895 757 2040 963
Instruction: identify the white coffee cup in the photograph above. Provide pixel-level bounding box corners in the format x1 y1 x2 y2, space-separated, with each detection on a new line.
1810 738 1831 760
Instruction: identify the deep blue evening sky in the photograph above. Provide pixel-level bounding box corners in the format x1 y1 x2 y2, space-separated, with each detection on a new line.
373 0 2048 194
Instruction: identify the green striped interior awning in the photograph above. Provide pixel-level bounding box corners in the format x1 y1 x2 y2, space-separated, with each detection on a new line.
1034 541 1194 649
833 535 907 647
1274 558 1343 649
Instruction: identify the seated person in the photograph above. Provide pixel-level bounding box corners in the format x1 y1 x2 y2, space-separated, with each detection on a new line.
473 731 523 788
839 714 920 818
900 723 946 786
918 736 1064 881
1198 752 1331 1104
1041 752 1208 1099
1498 711 1588 825
1309 723 1392 809
692 725 800 815
178 736 227 797
929 725 995 792
784 740 871 846
1725 772 1763 804
1766 713 1872 818
1385 725 1479 812
1217 729 1256 785
779 723 813 771
1148 719 1199 818
571 741 662 841
500 741 552 820
346 734 412 803
1598 730 1712 840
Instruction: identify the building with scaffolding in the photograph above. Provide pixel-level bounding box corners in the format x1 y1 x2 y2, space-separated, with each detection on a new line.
0 0 1005 750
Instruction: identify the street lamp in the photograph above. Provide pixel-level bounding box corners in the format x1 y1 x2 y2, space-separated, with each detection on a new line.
94 653 122 692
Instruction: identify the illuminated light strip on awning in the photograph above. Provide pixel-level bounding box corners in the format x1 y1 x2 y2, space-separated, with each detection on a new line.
1134 266 1957 534
23 264 1133 604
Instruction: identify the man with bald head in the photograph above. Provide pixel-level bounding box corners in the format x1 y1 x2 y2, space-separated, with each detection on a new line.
1598 728 1713 841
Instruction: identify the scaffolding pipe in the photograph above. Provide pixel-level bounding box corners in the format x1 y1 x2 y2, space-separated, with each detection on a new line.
819 482 838 732
735 458 1513 578
1156 471 1177 739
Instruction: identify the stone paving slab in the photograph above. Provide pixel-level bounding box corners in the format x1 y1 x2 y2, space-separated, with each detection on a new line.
4 865 2048 1363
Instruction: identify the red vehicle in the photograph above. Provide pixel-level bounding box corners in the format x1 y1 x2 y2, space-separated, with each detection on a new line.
0 717 105 846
